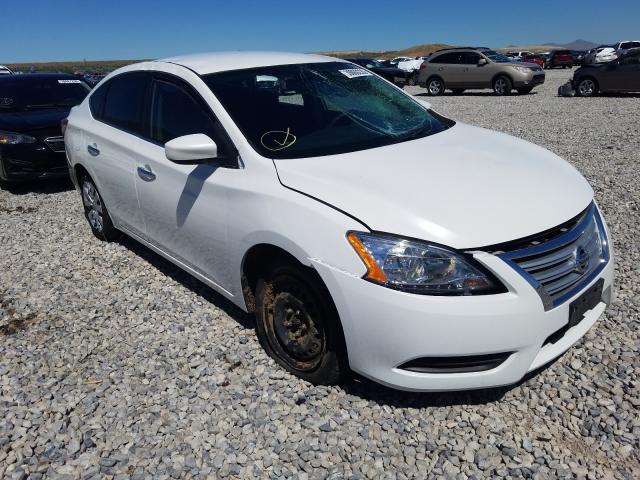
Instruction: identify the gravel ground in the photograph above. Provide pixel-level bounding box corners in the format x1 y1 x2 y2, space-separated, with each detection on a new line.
1 68 639 480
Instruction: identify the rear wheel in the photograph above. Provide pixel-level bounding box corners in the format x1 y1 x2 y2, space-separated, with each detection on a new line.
407 73 418 86
493 76 512 95
576 77 598 97
255 263 347 385
426 77 445 96
80 175 119 241
450 89 465 95
517 87 533 94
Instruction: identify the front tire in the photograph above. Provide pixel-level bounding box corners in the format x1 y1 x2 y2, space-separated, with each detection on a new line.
493 75 512 95
80 175 119 241
576 77 598 97
426 77 445 96
255 263 347 385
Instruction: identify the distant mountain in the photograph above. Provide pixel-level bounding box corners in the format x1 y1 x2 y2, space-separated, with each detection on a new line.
547 39 600 50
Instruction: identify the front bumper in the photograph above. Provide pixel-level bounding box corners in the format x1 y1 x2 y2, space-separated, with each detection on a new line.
313 231 613 392
513 73 546 88
0 143 69 182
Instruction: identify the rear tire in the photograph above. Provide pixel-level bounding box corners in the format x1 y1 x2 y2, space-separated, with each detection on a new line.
493 75 512 95
407 73 418 86
517 87 533 94
255 263 347 385
426 77 445 96
80 175 120 241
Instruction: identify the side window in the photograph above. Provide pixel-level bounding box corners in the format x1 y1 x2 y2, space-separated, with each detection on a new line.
149 79 217 145
102 72 148 134
89 83 108 119
620 54 640 66
430 52 463 64
465 53 481 64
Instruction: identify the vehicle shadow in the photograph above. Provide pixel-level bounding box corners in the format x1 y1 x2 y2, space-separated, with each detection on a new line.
116 234 254 329
340 356 560 407
0 178 74 195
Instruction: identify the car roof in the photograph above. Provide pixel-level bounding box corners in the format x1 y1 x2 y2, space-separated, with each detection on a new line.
157 51 337 75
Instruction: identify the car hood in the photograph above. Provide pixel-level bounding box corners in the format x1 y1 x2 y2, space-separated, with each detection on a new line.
273 123 593 249
0 108 70 133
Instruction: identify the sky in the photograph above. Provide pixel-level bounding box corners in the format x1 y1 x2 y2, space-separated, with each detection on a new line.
2 0 638 63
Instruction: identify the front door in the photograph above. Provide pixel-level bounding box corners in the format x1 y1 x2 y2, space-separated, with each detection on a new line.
134 74 240 291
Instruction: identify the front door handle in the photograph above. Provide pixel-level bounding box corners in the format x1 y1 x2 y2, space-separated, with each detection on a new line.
137 165 156 182
87 143 100 156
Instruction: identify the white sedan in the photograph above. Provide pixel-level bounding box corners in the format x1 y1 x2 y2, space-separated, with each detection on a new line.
64 52 614 391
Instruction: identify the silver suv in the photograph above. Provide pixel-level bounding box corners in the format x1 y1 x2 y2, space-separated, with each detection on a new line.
418 48 545 95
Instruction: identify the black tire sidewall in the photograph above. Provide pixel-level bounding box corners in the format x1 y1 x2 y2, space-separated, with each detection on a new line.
493 76 512 95
427 77 444 96
255 264 346 385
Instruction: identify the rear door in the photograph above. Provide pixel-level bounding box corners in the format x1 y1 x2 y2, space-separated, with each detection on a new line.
429 52 466 87
84 71 150 235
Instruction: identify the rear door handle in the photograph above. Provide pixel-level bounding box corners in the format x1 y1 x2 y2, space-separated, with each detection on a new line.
137 164 156 182
87 143 100 156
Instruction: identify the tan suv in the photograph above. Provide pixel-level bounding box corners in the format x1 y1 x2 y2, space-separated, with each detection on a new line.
418 48 546 95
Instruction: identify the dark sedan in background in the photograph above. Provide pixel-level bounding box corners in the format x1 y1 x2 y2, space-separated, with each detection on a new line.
344 58 409 86
0 74 90 186
573 50 640 96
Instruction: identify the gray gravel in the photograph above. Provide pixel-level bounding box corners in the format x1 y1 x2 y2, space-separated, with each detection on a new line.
1 68 639 479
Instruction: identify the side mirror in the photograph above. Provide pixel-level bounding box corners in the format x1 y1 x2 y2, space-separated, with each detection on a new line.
478 58 488 66
416 99 432 110
165 134 218 163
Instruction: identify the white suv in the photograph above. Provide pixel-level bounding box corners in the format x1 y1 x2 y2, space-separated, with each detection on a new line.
64 52 614 391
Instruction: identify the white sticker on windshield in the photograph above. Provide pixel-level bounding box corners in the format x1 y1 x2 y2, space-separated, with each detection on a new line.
339 68 373 79
58 79 82 84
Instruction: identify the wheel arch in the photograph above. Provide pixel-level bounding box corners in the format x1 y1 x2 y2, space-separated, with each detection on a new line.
241 242 316 314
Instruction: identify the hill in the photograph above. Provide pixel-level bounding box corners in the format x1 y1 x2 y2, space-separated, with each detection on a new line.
317 43 451 59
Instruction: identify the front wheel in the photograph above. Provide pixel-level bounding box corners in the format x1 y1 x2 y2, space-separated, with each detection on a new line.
576 77 598 97
426 77 445 96
493 76 512 95
517 87 533 94
407 73 418 86
80 175 120 241
255 264 347 385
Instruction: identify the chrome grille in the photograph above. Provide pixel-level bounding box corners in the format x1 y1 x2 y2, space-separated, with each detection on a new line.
44 136 65 153
497 203 609 310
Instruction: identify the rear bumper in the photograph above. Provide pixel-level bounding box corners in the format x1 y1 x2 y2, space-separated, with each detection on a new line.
313 237 614 392
0 144 69 182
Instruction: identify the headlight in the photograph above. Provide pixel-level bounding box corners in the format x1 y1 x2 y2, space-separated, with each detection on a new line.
347 231 504 295
510 65 531 74
0 130 36 145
